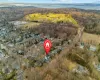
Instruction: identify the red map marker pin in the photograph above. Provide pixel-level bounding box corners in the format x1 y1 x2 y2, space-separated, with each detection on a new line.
43 39 52 55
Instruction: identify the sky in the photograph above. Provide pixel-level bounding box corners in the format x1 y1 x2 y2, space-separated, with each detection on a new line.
0 0 99 3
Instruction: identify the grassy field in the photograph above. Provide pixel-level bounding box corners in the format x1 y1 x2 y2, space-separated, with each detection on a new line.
21 22 40 30
82 32 100 45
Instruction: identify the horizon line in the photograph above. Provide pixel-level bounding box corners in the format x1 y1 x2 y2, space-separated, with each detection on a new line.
0 2 98 4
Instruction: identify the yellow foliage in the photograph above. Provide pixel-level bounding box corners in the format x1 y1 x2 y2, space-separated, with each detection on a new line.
25 13 78 25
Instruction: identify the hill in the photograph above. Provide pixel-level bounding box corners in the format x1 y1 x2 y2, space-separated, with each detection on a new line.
0 7 100 80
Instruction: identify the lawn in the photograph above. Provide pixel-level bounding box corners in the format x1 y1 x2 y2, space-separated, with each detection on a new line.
82 32 100 45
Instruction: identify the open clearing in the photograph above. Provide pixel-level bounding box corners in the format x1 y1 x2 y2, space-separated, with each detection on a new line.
82 32 100 45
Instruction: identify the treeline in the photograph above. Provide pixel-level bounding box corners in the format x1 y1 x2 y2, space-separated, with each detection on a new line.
25 13 78 25
29 22 77 40
73 12 100 34
0 7 100 34
23 8 100 35
0 7 99 21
